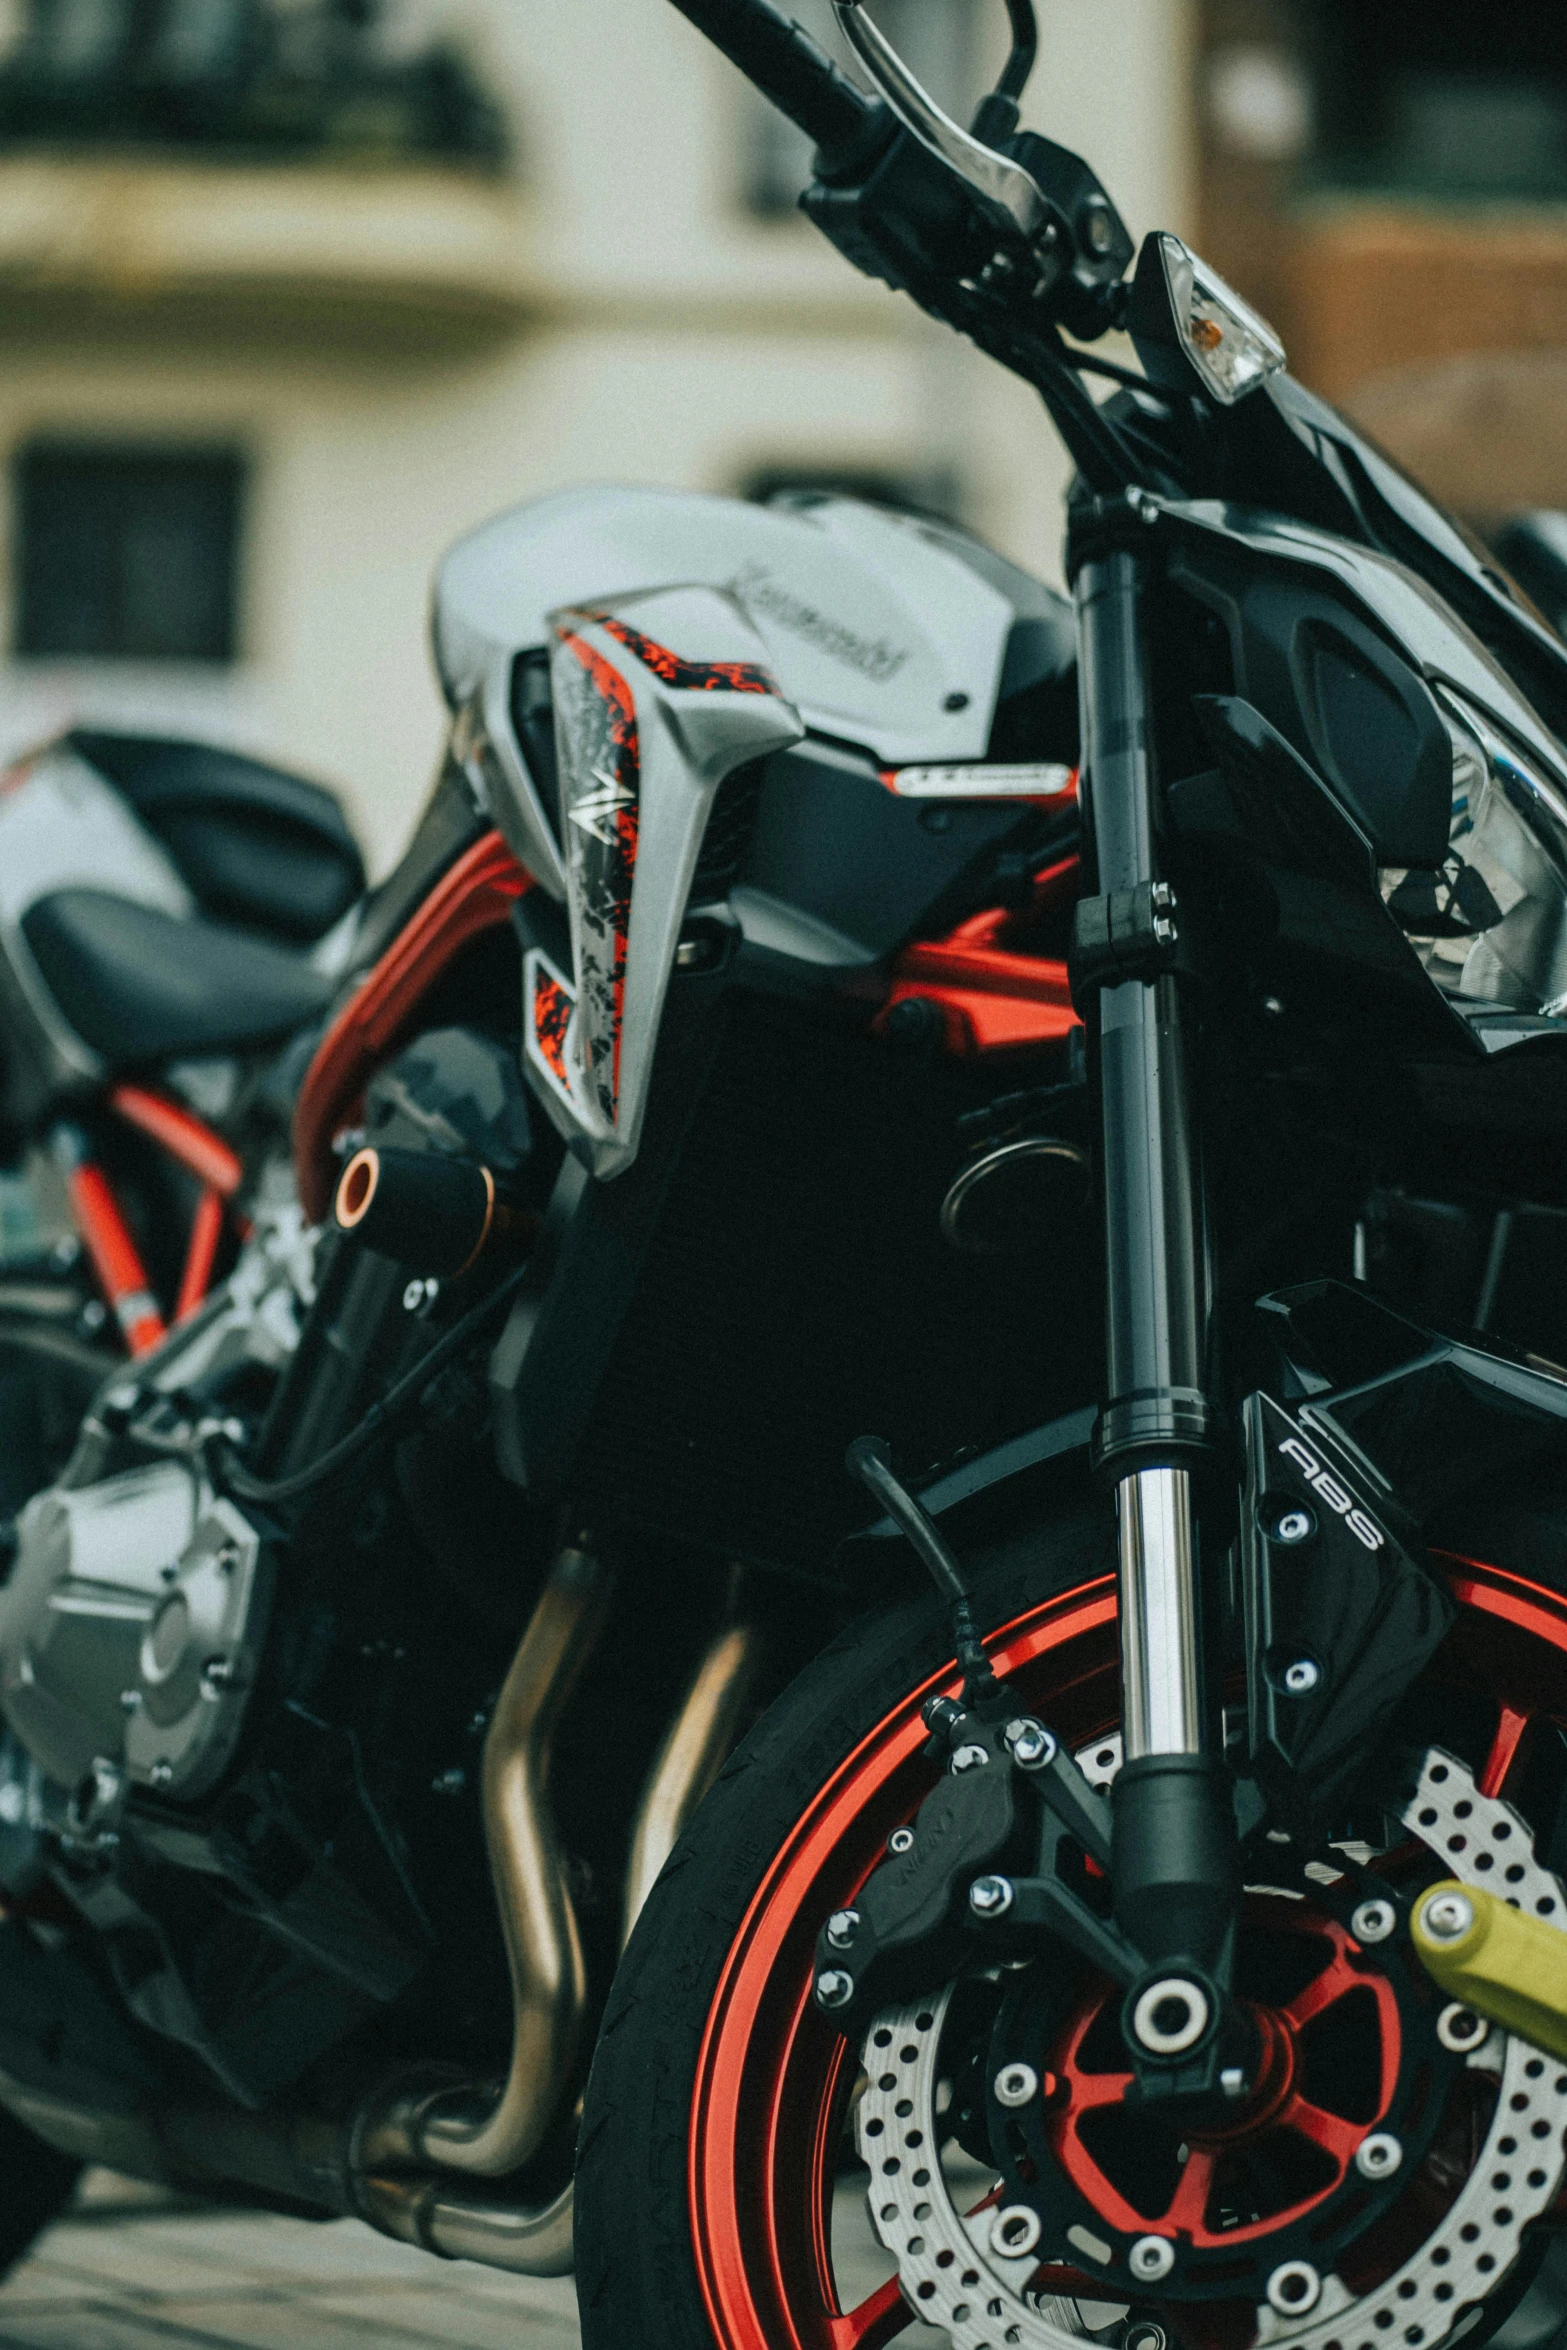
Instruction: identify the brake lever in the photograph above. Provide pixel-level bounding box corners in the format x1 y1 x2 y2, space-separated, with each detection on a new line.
831 0 1054 252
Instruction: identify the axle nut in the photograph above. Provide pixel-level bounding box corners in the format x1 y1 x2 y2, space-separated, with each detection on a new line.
1129 2236 1175 2283
1130 1976 1211 2057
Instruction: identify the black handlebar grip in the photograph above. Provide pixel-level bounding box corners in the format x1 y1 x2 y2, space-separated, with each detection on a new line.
666 0 877 160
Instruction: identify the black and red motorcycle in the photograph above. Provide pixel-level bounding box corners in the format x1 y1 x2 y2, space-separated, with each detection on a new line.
0 6 1565 2348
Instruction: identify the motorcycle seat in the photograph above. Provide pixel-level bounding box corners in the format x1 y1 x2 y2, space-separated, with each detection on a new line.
20 889 334 1067
68 732 364 948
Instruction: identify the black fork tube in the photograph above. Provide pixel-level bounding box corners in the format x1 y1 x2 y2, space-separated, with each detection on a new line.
1075 546 1235 1977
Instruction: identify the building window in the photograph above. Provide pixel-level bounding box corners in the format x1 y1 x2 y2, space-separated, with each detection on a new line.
13 441 245 663
743 0 979 219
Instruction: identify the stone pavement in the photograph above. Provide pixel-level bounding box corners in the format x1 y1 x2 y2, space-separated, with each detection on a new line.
0 2170 947 2349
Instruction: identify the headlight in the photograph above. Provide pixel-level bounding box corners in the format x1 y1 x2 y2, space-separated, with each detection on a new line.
1381 690 1567 1016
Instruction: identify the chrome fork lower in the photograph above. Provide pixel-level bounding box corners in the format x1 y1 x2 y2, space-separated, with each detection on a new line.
1117 1465 1201 1761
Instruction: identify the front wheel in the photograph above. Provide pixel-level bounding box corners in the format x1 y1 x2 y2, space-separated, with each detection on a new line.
574 1520 1567 2350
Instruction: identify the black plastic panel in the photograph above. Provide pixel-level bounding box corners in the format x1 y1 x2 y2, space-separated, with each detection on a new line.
1168 549 1454 870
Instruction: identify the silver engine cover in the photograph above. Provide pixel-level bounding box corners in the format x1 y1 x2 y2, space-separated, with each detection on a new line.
0 1464 267 1806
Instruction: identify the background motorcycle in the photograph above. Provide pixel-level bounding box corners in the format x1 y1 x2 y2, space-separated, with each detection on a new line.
0 5 1564 2350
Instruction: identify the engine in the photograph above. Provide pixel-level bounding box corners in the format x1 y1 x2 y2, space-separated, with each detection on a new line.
0 1027 547 2110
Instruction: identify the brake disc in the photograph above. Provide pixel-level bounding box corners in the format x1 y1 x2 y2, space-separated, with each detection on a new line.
856 1746 1567 2350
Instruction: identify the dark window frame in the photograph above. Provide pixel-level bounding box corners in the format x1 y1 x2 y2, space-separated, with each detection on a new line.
12 439 247 665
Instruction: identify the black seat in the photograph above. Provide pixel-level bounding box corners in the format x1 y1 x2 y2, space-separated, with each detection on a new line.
21 891 334 1067
69 732 365 946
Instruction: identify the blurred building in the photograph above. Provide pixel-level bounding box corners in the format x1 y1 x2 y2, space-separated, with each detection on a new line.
0 0 1191 867
1196 0 1567 526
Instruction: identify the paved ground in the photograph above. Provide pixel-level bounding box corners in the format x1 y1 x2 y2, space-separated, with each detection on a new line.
0 2170 940 2350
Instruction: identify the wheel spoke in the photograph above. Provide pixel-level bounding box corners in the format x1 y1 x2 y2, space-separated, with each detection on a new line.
1164 2146 1217 2233
829 2274 916 2349
1284 2096 1361 2169
1067 2069 1136 2113
1283 1968 1349 2030
1481 1704 1534 1799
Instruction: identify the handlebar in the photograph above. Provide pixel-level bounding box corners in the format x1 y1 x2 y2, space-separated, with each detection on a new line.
666 0 879 161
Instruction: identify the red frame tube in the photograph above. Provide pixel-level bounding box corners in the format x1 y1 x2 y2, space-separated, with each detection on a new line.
108 1085 242 1197
60 1151 166 1357
293 829 533 1223
174 1186 226 1322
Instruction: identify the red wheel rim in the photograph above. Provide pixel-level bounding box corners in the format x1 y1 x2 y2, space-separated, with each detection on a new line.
689 1557 1567 2350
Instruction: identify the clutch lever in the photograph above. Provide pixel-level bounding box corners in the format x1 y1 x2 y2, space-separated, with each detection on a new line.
831 0 1056 253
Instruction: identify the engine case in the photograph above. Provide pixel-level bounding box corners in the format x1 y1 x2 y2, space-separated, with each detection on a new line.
0 1465 268 1805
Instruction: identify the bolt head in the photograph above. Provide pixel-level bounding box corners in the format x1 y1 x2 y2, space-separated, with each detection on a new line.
1436 2000 1487 2053
969 1874 1015 1920
1265 2262 1321 2318
1351 1898 1397 1945
815 1969 854 2010
993 2062 1039 2110
1005 1717 1057 1770
887 1827 915 1856
1354 2131 1403 2180
1220 2065 1246 2099
1129 2235 1176 2283
951 1742 989 1774
1422 1889 1476 1944
119 1689 142 1713
825 1909 860 1951
1272 1507 1316 1546
991 2204 1042 2259
1281 1657 1322 1696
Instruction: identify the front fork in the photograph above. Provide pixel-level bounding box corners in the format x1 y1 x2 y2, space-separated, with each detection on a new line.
1076 547 1240 2060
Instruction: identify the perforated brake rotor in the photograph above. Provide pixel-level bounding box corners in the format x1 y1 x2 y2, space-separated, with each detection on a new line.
856 1746 1567 2350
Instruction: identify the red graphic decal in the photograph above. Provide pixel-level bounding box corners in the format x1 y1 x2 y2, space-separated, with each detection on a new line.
559 631 641 1111
579 610 777 697
532 966 574 1089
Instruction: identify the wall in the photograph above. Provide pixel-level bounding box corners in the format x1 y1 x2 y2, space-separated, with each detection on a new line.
0 0 1194 874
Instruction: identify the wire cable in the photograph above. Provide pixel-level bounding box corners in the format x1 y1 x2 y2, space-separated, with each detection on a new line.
214 1264 531 1509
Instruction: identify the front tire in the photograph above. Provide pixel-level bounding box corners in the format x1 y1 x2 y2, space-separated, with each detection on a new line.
574 1501 1112 2350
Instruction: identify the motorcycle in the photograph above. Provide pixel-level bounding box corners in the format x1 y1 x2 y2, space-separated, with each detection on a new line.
0 3 1565 2347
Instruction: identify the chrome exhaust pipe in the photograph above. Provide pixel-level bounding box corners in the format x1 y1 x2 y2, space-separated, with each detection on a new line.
362 1542 612 2182
0 1583 761 2282
623 1622 761 1943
